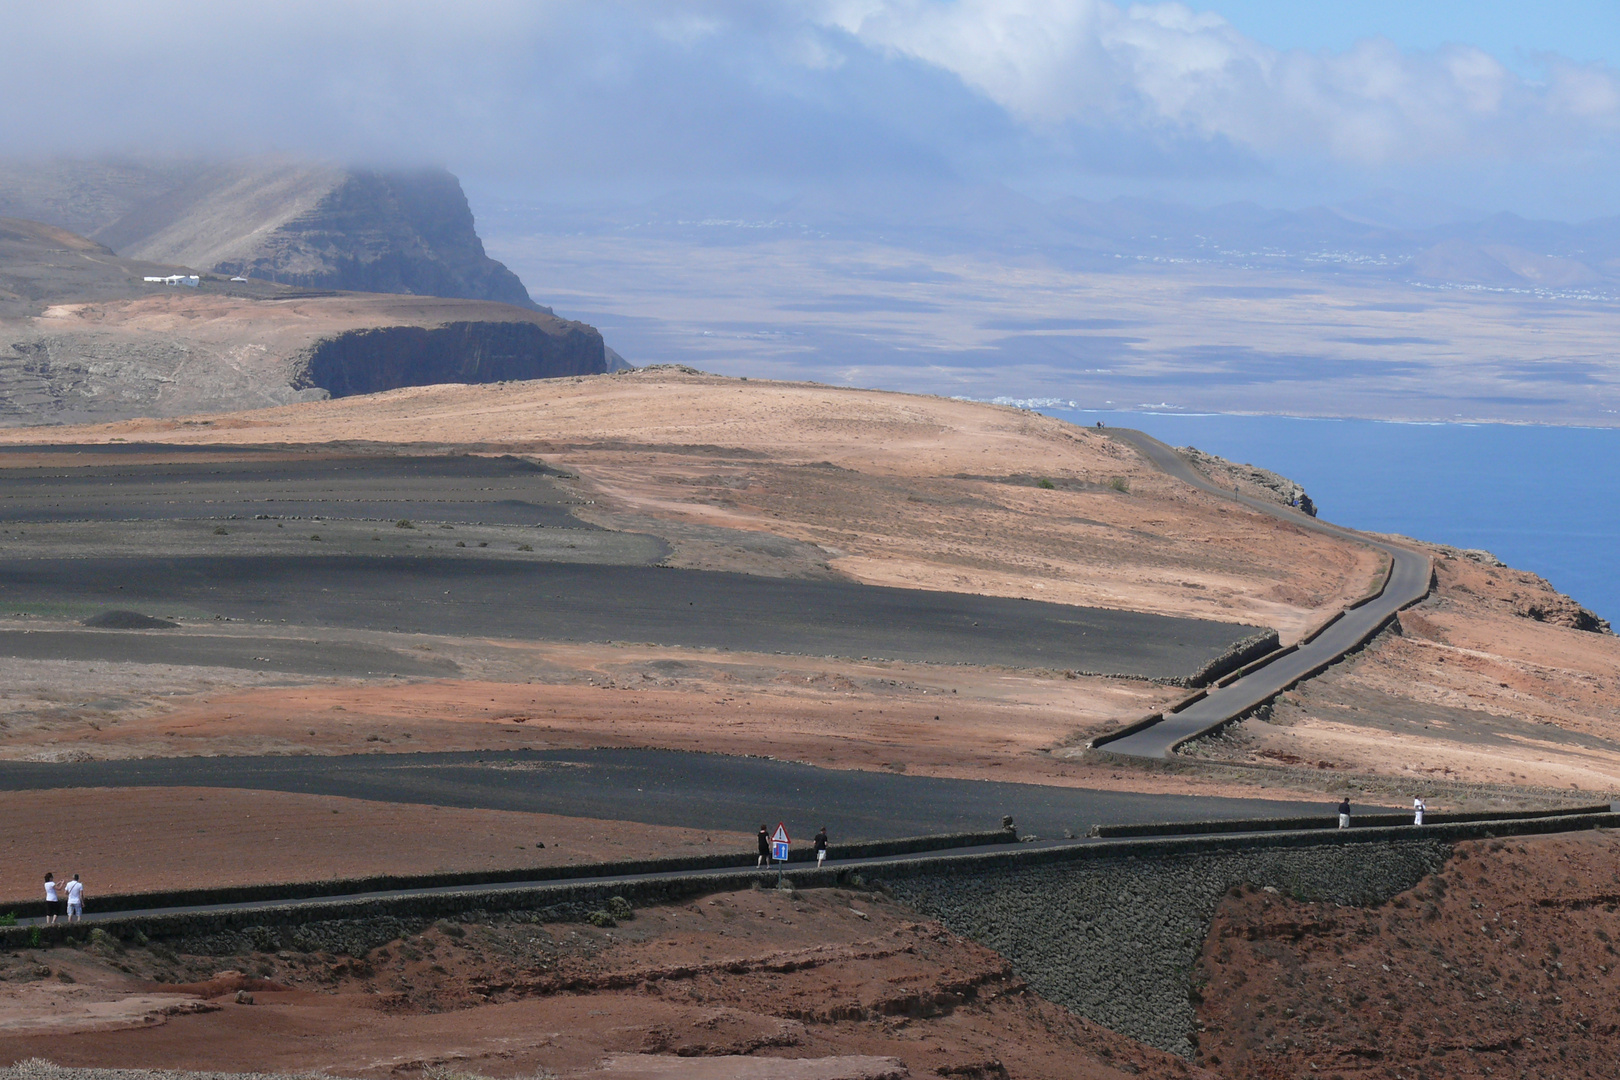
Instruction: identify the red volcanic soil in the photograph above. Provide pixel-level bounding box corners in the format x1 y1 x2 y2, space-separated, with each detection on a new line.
8 831 1620 1078
0 887 1208 1080
1194 829 1620 1078
0 787 749 906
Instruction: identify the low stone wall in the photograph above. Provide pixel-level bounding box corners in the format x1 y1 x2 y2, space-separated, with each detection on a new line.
7 813 1611 1058
1 829 1017 921
875 837 1447 1055
1090 803 1613 838
863 811 1618 1055
1182 629 1281 688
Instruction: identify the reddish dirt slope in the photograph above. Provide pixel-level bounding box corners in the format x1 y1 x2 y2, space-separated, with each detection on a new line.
0 787 749 906
0 887 1209 1080
1194 829 1620 1078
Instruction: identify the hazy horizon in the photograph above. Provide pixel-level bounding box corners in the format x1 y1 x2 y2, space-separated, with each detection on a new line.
5 1 1620 221
9 1 1620 427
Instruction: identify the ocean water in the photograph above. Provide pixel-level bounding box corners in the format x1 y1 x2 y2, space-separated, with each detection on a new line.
1027 405 1620 624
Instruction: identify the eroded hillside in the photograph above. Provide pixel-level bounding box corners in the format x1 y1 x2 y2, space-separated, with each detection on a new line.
0 159 536 308
0 370 1613 808
14 367 1382 636
0 221 605 424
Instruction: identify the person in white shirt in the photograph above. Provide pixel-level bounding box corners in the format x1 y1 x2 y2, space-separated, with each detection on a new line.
65 874 84 922
43 873 59 925
1413 797 1426 826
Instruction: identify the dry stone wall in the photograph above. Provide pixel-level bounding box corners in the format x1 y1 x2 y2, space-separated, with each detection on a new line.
8 814 1613 1059
871 838 1449 1055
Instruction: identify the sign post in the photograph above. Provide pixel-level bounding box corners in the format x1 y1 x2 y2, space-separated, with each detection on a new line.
771 823 791 883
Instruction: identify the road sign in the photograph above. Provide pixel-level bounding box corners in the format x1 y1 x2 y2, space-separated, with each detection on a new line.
771 823 790 862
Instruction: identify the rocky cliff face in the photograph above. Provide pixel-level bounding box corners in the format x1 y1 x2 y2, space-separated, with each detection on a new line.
294 319 605 399
0 217 606 425
256 169 538 307
1177 445 1316 514
0 167 615 424
0 159 543 310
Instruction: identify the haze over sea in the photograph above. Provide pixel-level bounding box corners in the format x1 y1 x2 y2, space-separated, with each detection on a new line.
1022 406 1620 626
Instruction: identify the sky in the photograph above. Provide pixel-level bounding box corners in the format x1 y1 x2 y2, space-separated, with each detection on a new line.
4 1 1619 218
1216 1 1620 73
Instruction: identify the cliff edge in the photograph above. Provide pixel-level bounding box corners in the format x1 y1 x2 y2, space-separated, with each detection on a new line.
0 219 605 425
0 159 542 310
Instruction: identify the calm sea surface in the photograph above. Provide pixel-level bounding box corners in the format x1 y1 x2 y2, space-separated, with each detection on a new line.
1030 407 1620 624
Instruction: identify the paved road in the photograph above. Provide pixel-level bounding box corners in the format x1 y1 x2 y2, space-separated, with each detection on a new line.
0 835 1107 928
1095 429 1433 759
0 748 1311 843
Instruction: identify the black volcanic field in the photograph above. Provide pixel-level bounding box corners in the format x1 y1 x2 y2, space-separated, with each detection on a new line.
0 749 1305 842
0 446 1261 678
0 446 1300 838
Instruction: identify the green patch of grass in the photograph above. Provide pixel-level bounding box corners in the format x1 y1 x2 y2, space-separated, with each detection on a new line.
1107 476 1130 494
1036 477 1056 489
395 519 415 529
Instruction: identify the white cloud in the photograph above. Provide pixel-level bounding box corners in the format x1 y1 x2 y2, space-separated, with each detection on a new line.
0 0 1617 205
820 0 1620 166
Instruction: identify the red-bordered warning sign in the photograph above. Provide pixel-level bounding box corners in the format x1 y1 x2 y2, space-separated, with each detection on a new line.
771 823 791 862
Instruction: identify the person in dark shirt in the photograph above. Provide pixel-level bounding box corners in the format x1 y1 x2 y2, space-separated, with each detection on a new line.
1338 797 1352 829
757 824 770 867
814 826 829 867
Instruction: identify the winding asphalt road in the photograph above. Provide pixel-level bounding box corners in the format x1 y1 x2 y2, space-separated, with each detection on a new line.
1094 428 1433 759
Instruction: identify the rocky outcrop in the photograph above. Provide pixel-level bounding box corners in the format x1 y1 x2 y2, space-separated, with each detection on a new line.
106 164 540 309
294 318 605 398
1434 545 1612 633
0 212 607 424
0 272 606 425
1177 445 1316 515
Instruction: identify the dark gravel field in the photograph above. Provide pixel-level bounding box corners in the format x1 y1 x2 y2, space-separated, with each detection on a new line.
0 555 1257 676
0 628 458 677
0 748 1310 841
0 447 1263 677
0 452 588 527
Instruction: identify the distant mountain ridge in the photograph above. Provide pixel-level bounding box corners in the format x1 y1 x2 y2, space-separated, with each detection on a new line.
0 158 543 310
493 184 1620 294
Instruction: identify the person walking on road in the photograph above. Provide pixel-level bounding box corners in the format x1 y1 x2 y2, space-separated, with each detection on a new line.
1338 797 1352 830
65 874 84 923
43 873 59 926
757 824 770 867
814 826 828 867
1413 797 1426 826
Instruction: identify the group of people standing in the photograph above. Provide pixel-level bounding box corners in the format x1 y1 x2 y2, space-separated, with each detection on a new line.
43 872 84 924
1336 797 1427 828
757 824 830 866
